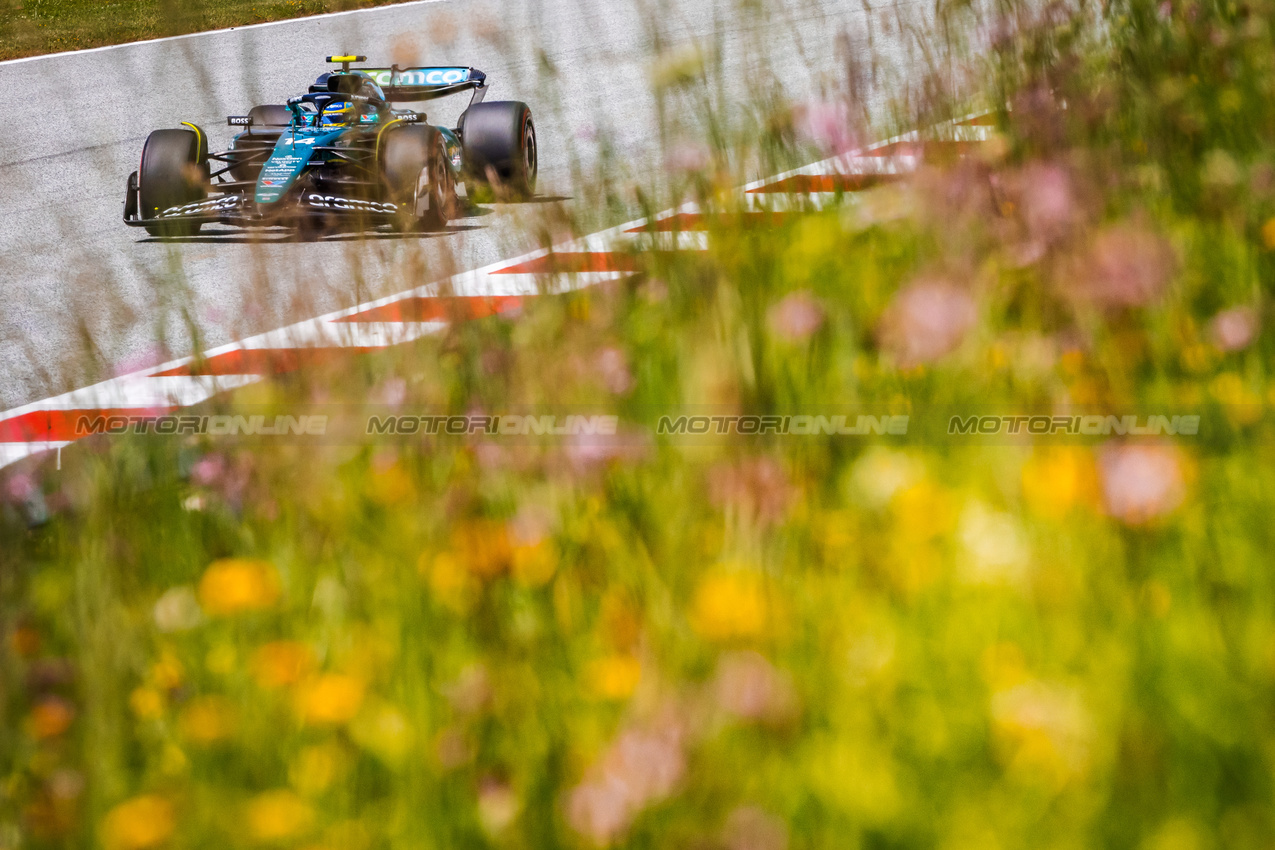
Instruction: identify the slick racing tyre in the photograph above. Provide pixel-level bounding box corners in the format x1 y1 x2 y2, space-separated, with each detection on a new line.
138 128 207 237
382 125 456 232
460 101 536 200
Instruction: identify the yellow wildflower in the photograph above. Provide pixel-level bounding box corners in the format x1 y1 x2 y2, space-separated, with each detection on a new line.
246 790 314 842
980 642 1028 690
205 644 237 675
251 641 315 689
1262 217 1275 250
10 625 39 657
423 552 478 613
816 510 857 561
452 520 513 578
1020 447 1099 518
690 570 769 641
512 540 557 586
350 700 414 766
891 479 954 540
1210 372 1262 425
295 674 365 726
990 680 1092 787
101 795 174 850
178 695 237 744
149 649 184 690
129 688 164 720
587 654 642 699
198 558 280 616
366 463 414 505
289 743 345 796
28 697 74 739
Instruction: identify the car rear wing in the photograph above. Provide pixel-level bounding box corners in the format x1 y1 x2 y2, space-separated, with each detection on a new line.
358 66 488 104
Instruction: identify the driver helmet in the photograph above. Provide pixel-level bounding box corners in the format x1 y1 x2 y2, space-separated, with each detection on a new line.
319 99 355 127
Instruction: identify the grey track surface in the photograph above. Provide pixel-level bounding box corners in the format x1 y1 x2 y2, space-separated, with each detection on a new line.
0 0 926 410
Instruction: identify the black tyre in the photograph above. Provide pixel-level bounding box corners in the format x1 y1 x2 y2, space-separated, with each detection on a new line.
139 129 206 237
460 101 536 199
381 125 456 232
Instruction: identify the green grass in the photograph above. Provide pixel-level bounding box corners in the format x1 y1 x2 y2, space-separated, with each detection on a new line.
0 0 409 61
6 0 1275 847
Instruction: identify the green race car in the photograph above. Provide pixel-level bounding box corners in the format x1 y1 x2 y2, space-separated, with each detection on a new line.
124 55 537 237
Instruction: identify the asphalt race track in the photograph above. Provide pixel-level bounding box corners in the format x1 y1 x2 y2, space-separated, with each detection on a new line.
0 0 922 412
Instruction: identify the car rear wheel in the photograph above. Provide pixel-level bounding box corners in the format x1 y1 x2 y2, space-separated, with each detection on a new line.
382 125 456 232
460 101 536 200
138 128 207 237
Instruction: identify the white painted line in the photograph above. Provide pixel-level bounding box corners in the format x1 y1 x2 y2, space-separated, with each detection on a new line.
0 0 450 66
0 374 263 417
0 442 70 468
232 320 446 350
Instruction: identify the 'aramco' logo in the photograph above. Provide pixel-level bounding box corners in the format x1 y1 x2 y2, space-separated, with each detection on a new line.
369 68 470 87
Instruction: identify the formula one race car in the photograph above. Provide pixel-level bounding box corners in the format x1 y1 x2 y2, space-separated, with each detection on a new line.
124 56 537 237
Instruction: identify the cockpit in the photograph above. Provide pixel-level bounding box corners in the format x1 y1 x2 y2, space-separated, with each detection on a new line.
289 71 387 127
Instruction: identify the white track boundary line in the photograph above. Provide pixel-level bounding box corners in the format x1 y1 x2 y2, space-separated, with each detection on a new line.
0 0 451 67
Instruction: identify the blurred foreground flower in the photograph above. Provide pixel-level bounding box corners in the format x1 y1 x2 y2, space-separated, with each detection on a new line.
723 806 789 850
767 291 824 342
1208 306 1258 352
649 42 705 90
879 279 977 367
796 100 860 157
567 720 686 844
28 697 75 739
691 570 770 641
101 795 173 850
1015 162 1081 245
958 502 1032 586
709 457 793 527
477 778 520 835
246 790 314 842
1099 443 1188 524
152 586 202 632
991 680 1092 784
251 641 315 689
664 141 712 176
451 520 512 578
1020 447 1099 518
848 448 926 507
596 346 636 394
197 558 280 616
588 654 643 700
295 674 365 726
351 700 414 766
713 651 798 723
177 695 237 744
1072 223 1175 307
